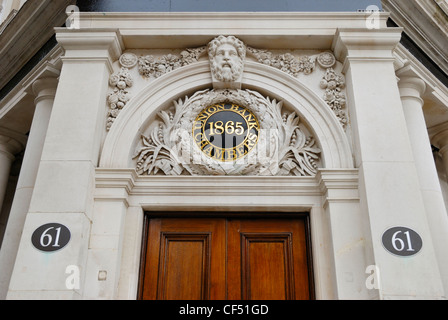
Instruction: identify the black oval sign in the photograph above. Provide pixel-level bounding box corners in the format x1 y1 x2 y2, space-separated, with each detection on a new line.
382 226 422 257
192 103 260 162
31 223 71 252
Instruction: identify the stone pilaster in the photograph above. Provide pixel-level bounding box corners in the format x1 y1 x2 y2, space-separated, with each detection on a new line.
6 30 123 300
0 77 57 299
333 28 445 299
397 67 448 295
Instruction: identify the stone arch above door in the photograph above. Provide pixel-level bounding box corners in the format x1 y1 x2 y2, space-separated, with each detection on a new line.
100 56 354 173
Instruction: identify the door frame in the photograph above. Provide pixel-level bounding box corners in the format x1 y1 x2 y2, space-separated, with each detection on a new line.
94 169 362 300
137 211 315 300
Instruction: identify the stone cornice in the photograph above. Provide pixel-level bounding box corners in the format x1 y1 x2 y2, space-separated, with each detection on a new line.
0 127 27 157
394 44 445 93
32 78 59 105
396 65 427 104
77 11 391 27
55 29 124 73
74 12 391 50
0 0 75 92
94 168 350 197
332 28 403 70
94 168 359 212
382 0 448 77
0 45 62 139
393 44 448 130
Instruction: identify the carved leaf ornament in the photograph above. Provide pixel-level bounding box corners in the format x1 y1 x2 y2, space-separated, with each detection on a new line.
132 89 321 176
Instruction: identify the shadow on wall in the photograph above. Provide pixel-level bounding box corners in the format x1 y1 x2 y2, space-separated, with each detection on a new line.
76 0 382 13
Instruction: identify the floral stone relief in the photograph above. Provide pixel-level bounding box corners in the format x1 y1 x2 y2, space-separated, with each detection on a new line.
320 68 347 129
106 37 348 134
247 47 316 76
106 65 134 131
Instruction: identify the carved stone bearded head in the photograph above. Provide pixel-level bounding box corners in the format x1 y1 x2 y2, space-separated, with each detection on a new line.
208 35 246 84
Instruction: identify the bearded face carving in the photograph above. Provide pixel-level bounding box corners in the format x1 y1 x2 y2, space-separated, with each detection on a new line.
208 35 246 89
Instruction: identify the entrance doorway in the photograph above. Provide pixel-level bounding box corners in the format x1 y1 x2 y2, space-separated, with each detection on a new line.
138 214 313 300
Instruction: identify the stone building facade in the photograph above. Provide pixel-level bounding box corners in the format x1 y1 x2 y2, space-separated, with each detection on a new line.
0 0 447 300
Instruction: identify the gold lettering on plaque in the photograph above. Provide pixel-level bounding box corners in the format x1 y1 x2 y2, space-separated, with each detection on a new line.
192 103 260 162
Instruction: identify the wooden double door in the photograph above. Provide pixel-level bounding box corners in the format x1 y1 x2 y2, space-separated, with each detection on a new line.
139 215 313 300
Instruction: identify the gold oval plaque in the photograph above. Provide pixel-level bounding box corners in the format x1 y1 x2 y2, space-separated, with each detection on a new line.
193 103 260 162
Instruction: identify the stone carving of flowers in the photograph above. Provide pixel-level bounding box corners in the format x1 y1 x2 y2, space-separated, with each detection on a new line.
289 61 301 74
248 47 315 77
299 57 315 75
323 91 335 102
317 52 336 68
119 53 138 68
320 68 347 129
138 48 204 80
180 51 195 65
327 80 337 90
116 81 126 90
109 74 120 87
108 89 119 105
258 52 272 65
107 66 134 131
141 55 155 65
110 109 120 118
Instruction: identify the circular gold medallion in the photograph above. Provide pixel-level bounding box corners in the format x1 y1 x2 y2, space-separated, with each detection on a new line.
193 103 260 162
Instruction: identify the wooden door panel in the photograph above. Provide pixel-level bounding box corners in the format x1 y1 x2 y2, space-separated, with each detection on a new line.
140 218 226 300
242 233 294 300
158 232 211 300
140 216 312 300
228 219 311 300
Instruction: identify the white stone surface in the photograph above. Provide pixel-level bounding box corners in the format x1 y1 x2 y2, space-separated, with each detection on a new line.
1 12 447 301
94 168 362 300
398 69 448 295
6 30 123 299
0 77 57 299
7 211 90 300
335 28 445 298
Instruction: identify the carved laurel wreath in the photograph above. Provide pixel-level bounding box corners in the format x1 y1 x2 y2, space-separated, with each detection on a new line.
133 89 321 176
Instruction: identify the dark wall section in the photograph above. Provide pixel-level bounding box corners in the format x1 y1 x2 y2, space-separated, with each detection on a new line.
387 19 448 88
0 36 57 101
76 0 382 12
4 0 448 106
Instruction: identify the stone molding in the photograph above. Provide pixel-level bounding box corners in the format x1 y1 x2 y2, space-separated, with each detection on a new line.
383 0 448 77
55 29 124 73
429 122 448 153
0 0 75 91
393 44 448 133
76 12 390 49
95 167 358 200
397 76 426 106
396 65 427 97
332 28 403 69
32 78 59 105
0 128 26 160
